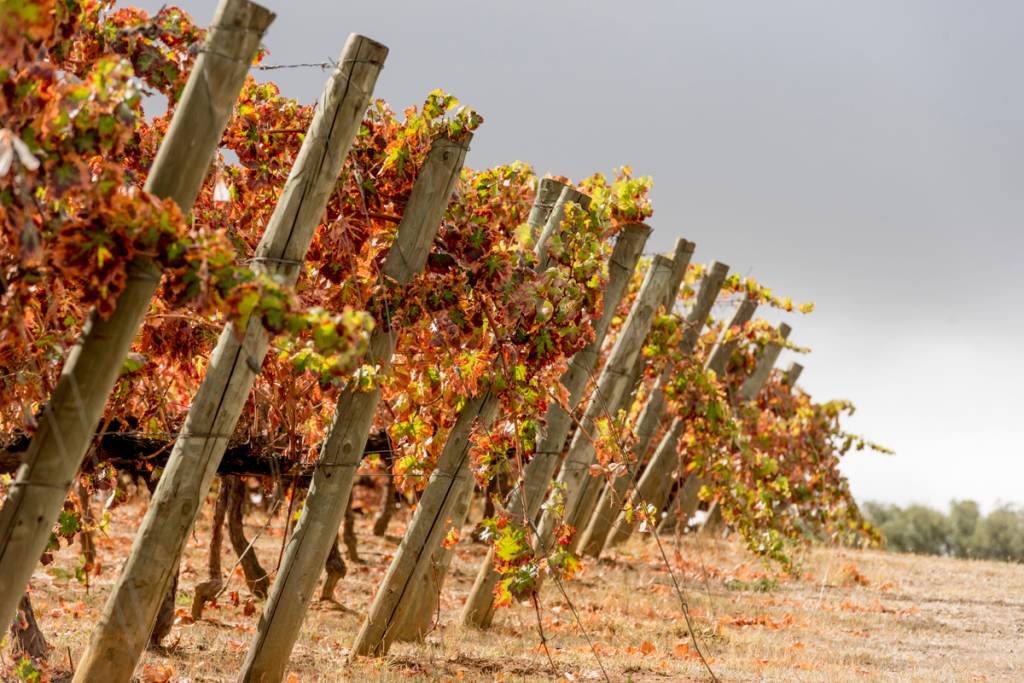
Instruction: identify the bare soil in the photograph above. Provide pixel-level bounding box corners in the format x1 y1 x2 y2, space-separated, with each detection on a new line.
8 486 1024 682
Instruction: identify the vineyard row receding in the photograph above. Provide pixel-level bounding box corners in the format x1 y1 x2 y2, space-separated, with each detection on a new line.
0 0 886 680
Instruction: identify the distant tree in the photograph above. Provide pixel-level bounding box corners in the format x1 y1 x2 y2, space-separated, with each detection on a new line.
890 505 951 555
948 499 981 558
862 501 896 527
865 500 1024 563
974 506 1024 562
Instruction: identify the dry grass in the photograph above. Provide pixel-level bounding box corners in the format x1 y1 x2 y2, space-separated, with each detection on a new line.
9 487 1024 682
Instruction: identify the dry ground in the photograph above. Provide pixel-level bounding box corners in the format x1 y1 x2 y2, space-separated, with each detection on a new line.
7 485 1024 682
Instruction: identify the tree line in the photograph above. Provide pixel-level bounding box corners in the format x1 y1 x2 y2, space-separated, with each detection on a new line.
865 500 1024 562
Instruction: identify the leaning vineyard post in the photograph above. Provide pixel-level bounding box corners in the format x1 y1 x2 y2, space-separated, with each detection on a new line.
612 241 694 413
460 223 651 629
348 181 590 657
561 240 695 550
72 33 387 682
601 295 759 549
528 177 566 239
528 254 676 576
576 260 730 556
236 137 471 682
619 241 697 405
784 361 804 386
0 0 275 633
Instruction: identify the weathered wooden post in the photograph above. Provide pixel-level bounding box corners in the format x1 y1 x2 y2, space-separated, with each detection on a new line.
528 178 567 238
561 241 696 546
235 141 472 681
601 298 763 550
737 323 791 403
390 471 475 641
73 31 385 682
617 245 699 408
460 223 651 629
577 261 729 556
784 361 804 386
0 0 275 636
349 183 593 658
526 255 675 573
536 185 588 268
705 298 759 376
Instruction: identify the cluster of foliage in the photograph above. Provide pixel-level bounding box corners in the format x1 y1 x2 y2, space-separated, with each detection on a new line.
0 0 656 557
382 165 654 492
0 1 378 446
723 366 885 559
865 500 1024 562
0 0 498 556
0 1 884 628
454 173 659 604
657 307 883 566
568 266 882 568
480 482 583 608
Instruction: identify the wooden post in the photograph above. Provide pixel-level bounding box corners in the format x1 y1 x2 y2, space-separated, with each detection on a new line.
601 298 762 549
737 323 791 403
351 392 498 656
561 241 695 549
349 183 591 658
236 135 469 681
705 297 758 376
784 361 804 386
391 470 475 641
577 261 728 556
528 178 566 240
72 31 383 682
460 223 650 629
526 255 675 571
0 0 274 636
619 242 698 403
535 185 589 269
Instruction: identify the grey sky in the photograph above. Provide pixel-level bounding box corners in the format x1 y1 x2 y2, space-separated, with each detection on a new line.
139 1 1023 510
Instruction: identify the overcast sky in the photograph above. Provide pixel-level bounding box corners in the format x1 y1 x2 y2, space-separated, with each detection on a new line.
139 1 1023 511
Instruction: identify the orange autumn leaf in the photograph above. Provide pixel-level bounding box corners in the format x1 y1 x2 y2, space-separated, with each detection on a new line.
718 612 794 629
140 664 175 683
